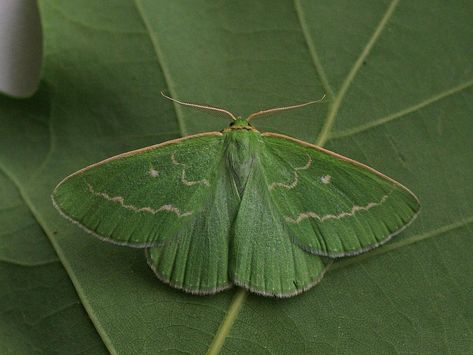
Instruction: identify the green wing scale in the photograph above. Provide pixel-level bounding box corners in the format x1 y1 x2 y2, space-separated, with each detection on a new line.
53 122 419 297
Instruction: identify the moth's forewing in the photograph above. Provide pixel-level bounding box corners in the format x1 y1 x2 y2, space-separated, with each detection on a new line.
52 132 224 247
261 133 420 257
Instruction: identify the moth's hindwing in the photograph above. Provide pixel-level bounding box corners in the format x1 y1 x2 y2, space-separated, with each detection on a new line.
230 160 332 297
145 147 240 294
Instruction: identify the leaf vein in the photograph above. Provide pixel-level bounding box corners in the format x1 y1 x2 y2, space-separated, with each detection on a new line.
133 0 188 136
331 215 473 271
330 77 473 140
0 258 59 268
46 2 146 35
293 0 335 99
0 161 118 355
315 0 400 146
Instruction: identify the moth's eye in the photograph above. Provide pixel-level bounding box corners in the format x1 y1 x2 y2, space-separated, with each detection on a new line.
229 122 235 126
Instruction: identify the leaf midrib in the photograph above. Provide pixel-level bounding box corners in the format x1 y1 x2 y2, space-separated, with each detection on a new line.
207 1 403 353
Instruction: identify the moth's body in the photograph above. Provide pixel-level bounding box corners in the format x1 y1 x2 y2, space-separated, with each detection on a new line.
223 120 261 197
52 109 420 297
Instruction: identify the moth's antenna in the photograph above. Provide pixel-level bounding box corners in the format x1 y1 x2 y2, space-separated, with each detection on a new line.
161 91 237 121
247 94 326 121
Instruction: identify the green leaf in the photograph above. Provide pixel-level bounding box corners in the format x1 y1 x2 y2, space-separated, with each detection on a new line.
0 97 106 353
1 0 473 353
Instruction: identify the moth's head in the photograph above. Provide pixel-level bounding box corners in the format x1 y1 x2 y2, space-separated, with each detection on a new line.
229 118 253 129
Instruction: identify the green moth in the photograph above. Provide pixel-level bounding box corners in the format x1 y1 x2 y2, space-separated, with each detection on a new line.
52 94 420 297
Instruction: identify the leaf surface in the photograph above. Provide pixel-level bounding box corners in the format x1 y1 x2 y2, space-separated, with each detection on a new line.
0 94 106 353
1 0 473 353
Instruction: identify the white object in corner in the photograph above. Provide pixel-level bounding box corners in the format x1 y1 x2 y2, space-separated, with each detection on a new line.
0 0 42 98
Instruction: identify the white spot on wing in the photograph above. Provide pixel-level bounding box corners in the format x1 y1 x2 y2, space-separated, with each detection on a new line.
321 175 331 184
269 154 312 191
149 168 159 177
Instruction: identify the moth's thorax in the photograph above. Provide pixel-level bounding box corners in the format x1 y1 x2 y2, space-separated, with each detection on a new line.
223 129 261 195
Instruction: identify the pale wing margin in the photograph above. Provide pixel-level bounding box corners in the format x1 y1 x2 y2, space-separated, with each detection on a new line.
261 132 420 257
52 132 224 247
